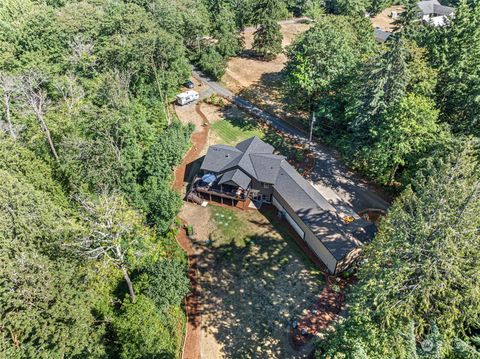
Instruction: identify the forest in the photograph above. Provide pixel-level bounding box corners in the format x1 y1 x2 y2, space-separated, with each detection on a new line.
0 0 479 358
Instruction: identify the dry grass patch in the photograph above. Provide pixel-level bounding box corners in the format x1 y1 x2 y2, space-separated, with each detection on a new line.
199 206 323 358
371 5 404 30
222 21 312 127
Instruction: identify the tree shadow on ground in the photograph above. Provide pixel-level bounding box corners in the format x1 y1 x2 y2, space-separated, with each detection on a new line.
195 222 323 358
237 71 308 129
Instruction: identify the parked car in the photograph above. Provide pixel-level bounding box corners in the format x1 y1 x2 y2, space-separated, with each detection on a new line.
183 80 194 89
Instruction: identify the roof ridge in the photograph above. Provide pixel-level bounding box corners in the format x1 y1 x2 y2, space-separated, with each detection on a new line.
247 153 261 179
250 153 285 159
276 161 334 211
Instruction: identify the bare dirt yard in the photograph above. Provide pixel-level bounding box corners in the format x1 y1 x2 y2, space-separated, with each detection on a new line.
371 5 404 30
222 20 312 125
224 20 311 92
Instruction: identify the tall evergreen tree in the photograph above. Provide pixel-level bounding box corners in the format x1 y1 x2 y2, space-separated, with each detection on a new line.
433 0 480 137
393 0 423 40
363 93 448 186
350 34 409 141
212 2 244 58
252 0 284 59
327 0 368 16
317 139 480 357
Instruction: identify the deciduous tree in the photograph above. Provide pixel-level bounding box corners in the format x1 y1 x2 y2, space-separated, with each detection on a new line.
20 71 59 160
75 194 153 303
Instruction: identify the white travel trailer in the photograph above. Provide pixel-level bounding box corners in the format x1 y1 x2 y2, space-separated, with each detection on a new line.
176 90 199 106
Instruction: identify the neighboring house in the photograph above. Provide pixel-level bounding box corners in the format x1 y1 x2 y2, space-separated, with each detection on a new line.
191 136 376 274
374 27 392 43
417 0 455 26
374 0 454 43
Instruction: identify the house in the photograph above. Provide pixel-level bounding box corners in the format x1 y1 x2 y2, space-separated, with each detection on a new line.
192 136 376 274
374 27 392 43
417 0 455 26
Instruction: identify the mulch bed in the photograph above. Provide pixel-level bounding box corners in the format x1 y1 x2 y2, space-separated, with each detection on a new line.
177 226 202 359
290 275 356 349
174 103 211 359
173 103 210 192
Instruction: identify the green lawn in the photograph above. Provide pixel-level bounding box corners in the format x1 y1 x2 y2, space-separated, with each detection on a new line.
210 206 250 247
209 206 321 273
210 112 301 160
211 116 264 145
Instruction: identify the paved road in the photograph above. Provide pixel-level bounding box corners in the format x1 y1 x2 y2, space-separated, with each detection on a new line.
242 17 312 33
191 70 390 213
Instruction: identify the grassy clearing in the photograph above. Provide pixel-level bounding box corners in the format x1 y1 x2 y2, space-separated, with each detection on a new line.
210 115 264 145
209 206 321 275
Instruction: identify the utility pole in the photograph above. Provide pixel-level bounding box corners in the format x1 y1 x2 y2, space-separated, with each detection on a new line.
309 111 316 144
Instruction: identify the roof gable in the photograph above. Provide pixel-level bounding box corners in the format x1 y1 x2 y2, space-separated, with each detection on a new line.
200 145 242 173
235 136 274 154
250 153 285 184
218 169 251 189
219 137 275 179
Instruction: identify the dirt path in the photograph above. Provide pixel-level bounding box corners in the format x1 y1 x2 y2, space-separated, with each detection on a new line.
174 103 210 194
174 103 211 359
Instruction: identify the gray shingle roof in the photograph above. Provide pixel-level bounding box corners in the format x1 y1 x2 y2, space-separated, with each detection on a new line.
275 162 335 212
274 161 376 260
199 136 375 262
221 152 257 178
235 136 274 154
249 153 285 184
433 3 454 15
200 145 242 173
218 169 251 189
227 136 276 178
374 28 392 43
418 0 454 15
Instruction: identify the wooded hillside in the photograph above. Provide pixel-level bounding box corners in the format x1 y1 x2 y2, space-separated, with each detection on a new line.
1 0 479 358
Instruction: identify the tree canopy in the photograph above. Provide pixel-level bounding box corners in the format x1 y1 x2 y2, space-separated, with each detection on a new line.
0 0 194 356
317 140 480 357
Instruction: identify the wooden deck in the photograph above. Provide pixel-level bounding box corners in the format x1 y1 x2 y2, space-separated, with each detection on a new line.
194 188 251 210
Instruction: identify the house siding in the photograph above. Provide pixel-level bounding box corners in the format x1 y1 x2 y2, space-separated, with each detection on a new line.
272 189 338 273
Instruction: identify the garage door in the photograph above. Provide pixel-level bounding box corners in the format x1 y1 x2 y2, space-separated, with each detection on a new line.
284 211 305 239
272 196 305 239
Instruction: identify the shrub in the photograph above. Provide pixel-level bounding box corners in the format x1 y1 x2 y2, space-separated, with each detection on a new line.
143 259 190 310
113 295 177 359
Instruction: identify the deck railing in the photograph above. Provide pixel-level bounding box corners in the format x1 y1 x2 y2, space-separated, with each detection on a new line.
194 178 249 200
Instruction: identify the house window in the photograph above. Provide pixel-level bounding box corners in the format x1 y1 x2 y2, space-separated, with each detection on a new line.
262 182 271 188
262 194 272 203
